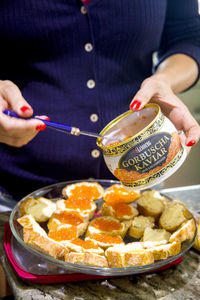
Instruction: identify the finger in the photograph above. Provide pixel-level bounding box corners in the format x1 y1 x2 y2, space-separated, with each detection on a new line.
0 80 33 117
185 125 200 147
0 111 46 136
179 109 200 146
130 80 156 111
35 115 50 121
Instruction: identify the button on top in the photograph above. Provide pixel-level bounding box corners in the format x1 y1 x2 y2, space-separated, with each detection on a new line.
90 114 98 122
91 149 100 158
85 43 93 52
81 6 87 14
87 79 95 89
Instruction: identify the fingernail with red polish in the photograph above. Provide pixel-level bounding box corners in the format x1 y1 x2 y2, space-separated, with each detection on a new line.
20 106 30 113
130 100 142 111
186 140 196 147
36 124 46 131
44 117 50 121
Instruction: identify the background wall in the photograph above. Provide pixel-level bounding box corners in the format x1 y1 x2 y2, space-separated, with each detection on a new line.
163 81 200 188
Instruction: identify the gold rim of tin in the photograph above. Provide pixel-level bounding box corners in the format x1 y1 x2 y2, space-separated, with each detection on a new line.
97 103 161 150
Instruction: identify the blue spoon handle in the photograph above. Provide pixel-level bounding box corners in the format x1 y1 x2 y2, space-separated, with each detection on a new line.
3 109 80 136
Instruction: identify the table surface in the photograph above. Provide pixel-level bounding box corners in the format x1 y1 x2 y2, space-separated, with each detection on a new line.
1 185 200 300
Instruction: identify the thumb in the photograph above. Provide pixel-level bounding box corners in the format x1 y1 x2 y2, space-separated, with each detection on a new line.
130 80 155 111
0 80 33 117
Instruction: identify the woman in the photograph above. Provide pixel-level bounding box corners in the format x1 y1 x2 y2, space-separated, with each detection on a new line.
0 0 199 200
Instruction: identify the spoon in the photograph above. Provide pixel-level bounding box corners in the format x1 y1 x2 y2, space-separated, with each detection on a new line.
3 109 119 141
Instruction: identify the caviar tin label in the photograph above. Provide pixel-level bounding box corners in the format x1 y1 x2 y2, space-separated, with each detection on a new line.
119 133 172 174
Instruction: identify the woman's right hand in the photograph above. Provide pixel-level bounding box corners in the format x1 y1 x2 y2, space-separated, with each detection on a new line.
0 80 48 147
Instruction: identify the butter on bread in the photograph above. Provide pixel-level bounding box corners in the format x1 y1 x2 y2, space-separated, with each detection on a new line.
86 216 131 238
100 202 138 221
56 199 96 221
169 218 196 243
65 252 108 267
143 227 171 243
137 190 169 219
105 243 154 267
159 200 192 232
129 215 155 239
19 197 56 222
17 214 68 259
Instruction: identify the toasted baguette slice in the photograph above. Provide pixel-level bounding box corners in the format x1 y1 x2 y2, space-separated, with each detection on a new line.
63 238 104 255
17 214 68 259
17 214 47 234
23 228 68 259
148 242 181 260
192 213 200 251
169 219 196 243
86 216 131 238
137 190 169 219
85 234 124 249
19 197 56 222
129 215 155 239
47 210 88 236
65 252 108 267
124 250 154 267
62 181 104 200
56 199 96 221
143 227 171 243
105 242 144 268
101 202 139 221
159 201 192 232
105 242 154 267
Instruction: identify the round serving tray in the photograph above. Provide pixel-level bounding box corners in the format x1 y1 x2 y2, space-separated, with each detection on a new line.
9 179 197 276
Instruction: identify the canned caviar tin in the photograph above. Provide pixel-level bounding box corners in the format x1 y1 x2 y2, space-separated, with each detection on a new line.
97 104 187 190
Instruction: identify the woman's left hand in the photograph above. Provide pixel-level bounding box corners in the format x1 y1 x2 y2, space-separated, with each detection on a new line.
130 74 200 147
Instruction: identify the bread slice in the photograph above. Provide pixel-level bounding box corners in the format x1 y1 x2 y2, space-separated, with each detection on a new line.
159 201 192 232
143 227 171 243
137 190 169 219
147 242 181 260
19 197 56 222
62 181 104 200
100 202 139 221
192 213 200 251
65 252 108 267
56 199 96 221
47 210 88 236
129 215 155 239
169 218 196 243
103 184 140 204
86 216 131 238
63 238 104 255
85 234 124 249
124 250 154 267
17 214 68 259
105 242 154 268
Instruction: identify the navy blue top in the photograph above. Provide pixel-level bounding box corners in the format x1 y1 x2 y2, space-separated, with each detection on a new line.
0 0 200 200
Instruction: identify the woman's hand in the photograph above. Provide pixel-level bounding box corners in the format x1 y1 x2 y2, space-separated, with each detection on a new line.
0 80 48 147
130 73 200 147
